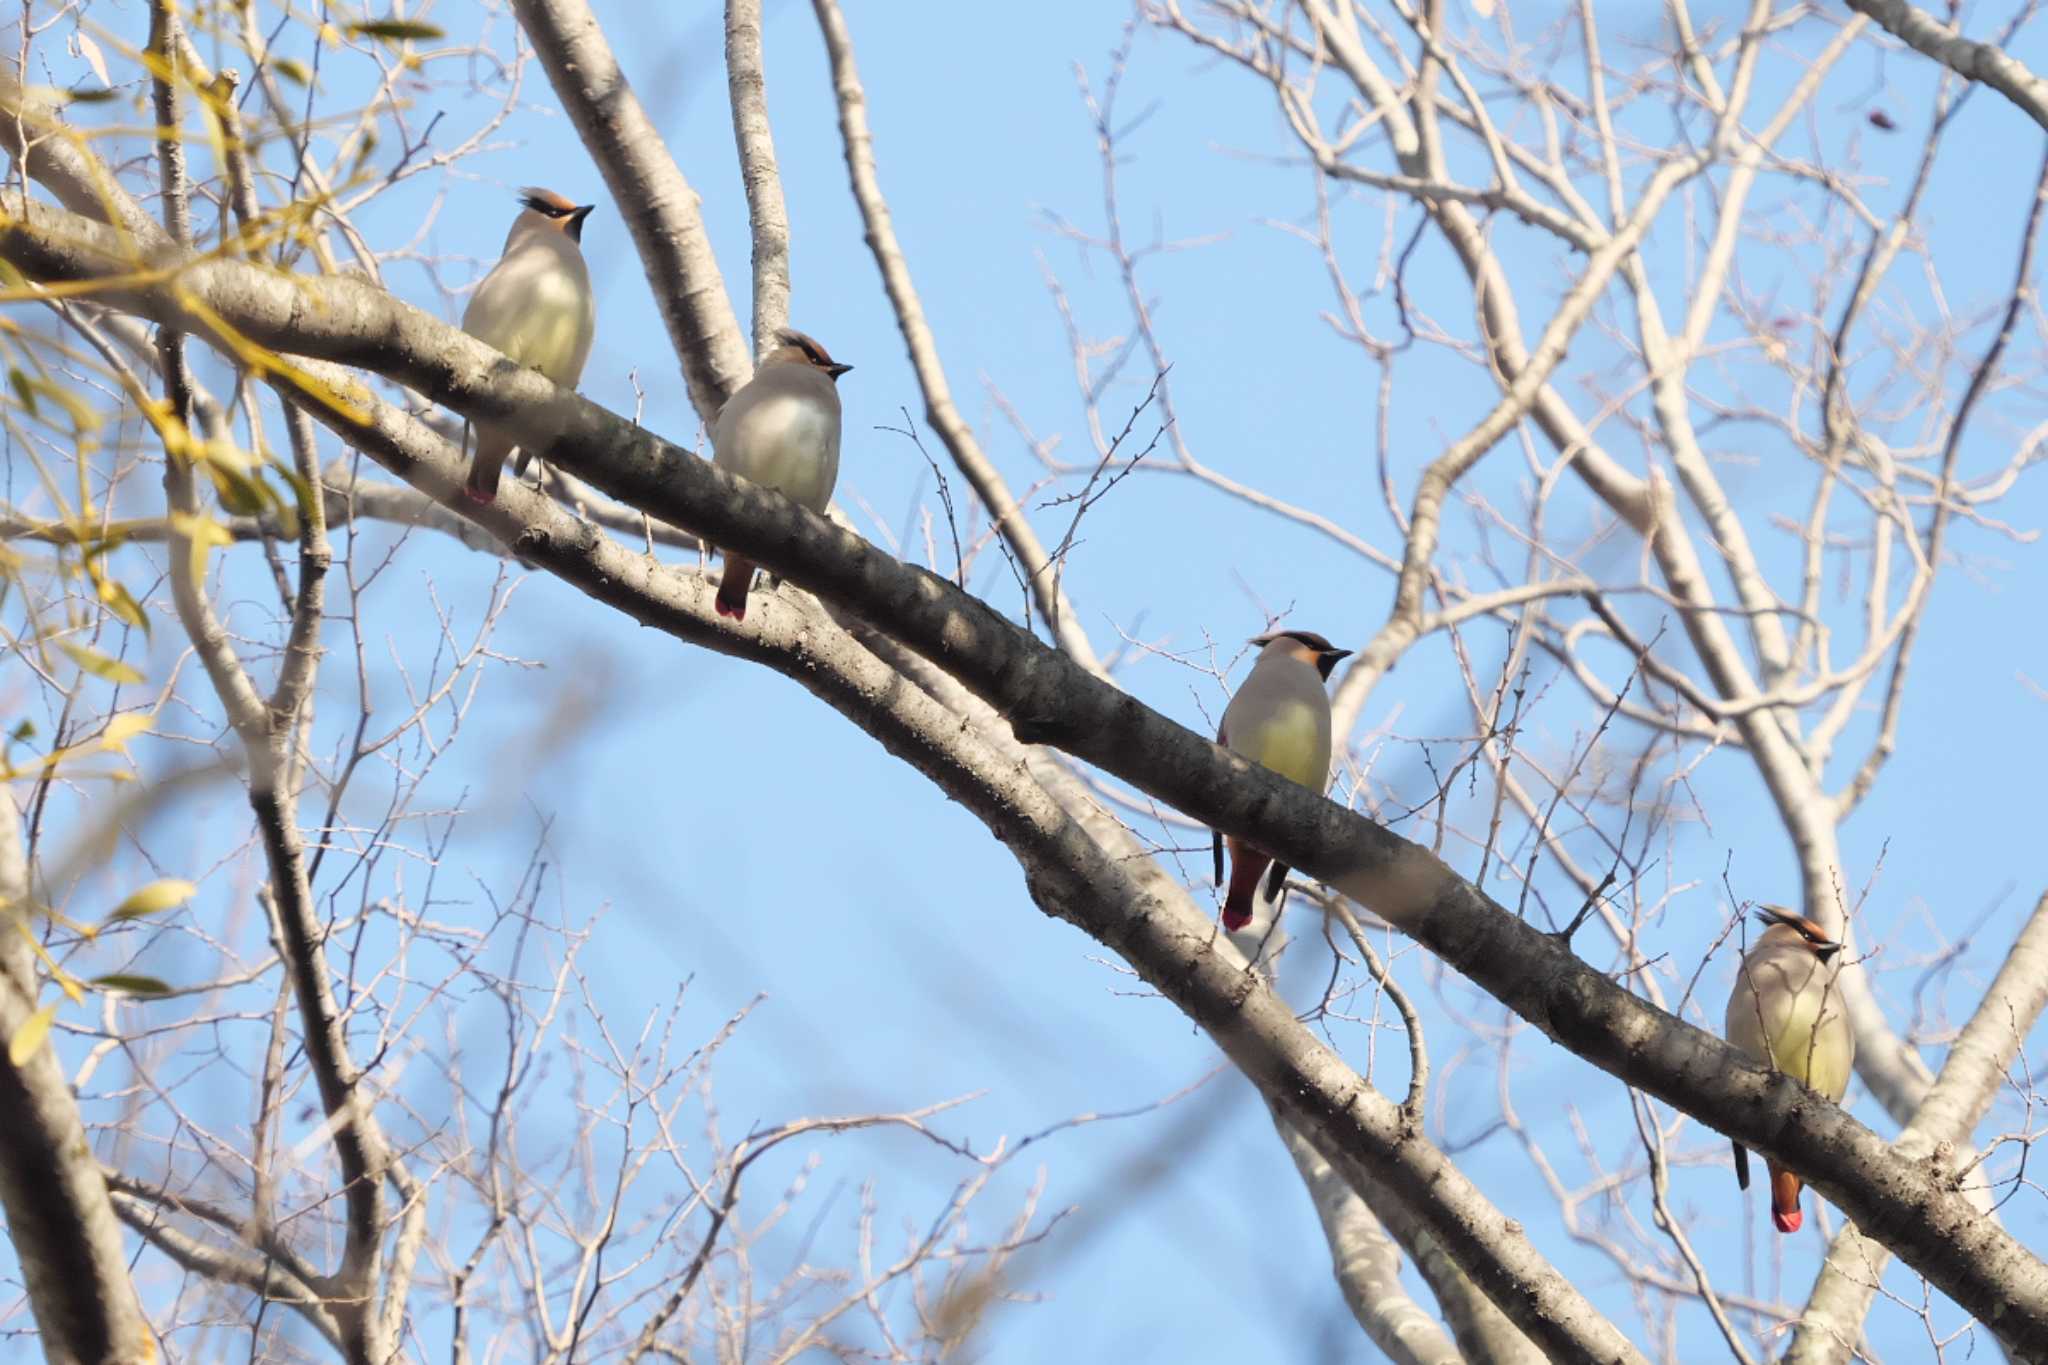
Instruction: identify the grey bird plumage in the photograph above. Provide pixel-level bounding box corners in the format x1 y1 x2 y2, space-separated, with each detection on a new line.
710 328 852 620
1212 630 1350 932
1724 905 1854 1233
460 187 597 503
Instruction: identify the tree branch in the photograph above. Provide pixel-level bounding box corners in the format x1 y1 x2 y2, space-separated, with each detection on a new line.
1786 890 2048 1365
725 0 790 355
8 191 2048 1354
1844 0 2048 130
510 0 753 420
0 790 155 1365
811 0 1106 673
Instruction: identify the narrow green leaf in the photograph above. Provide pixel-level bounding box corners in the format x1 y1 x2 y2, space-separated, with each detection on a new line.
347 19 445 41
8 367 38 418
91 974 174 997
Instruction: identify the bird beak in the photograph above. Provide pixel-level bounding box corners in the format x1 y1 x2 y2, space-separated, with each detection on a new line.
825 361 854 378
1323 648 1354 664
567 204 595 239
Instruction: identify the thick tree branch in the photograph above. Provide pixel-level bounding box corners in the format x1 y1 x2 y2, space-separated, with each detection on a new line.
1242 0 1932 1123
725 0 790 355
510 0 753 419
1786 890 2048 1365
137 20 392 1351
811 0 1106 674
1844 0 2048 129
7 194 2047 1352
0 790 155 1365
1273 1116 1532 1364
262 345 1638 1363
103 1179 343 1352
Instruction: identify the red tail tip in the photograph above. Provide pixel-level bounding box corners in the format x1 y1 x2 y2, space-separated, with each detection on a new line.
1772 1207 1802 1234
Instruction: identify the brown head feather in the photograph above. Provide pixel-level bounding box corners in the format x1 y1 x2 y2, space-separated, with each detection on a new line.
515 187 595 242
519 186 577 214
1250 629 1353 679
768 327 853 379
1754 904 1843 960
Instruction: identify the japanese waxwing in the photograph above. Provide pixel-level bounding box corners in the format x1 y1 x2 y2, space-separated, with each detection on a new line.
1724 905 1855 1233
1211 630 1351 932
460 187 597 504
710 328 852 620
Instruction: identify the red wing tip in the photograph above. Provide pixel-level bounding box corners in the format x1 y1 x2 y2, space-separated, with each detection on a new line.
714 599 746 620
1772 1208 1802 1234
461 486 495 506
1221 909 1251 932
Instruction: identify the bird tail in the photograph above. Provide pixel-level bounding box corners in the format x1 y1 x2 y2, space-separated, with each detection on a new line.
1768 1162 1803 1233
465 425 515 505
716 556 755 620
1732 1141 1750 1191
1221 837 1272 932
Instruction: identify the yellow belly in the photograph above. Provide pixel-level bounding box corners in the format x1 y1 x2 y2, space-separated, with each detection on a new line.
1244 702 1325 788
493 292 592 385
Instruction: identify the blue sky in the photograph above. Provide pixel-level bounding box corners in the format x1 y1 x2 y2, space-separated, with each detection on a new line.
15 0 2048 1358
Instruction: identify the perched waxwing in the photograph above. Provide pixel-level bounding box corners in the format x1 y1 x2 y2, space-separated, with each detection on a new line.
460 187 598 503
710 328 852 620
1724 905 1855 1233
1211 630 1351 932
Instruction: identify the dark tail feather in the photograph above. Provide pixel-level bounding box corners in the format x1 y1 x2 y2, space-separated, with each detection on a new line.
716 556 754 620
1263 861 1291 903
1221 839 1271 932
1768 1162 1803 1233
1732 1142 1750 1191
465 426 514 505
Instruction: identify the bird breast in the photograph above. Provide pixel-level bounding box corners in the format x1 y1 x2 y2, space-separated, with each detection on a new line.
714 384 842 513
1221 662 1333 790
461 240 596 387
1725 947 1854 1101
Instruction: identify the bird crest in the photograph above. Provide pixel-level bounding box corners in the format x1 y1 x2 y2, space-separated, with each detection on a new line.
771 328 853 378
1249 629 1353 678
518 186 578 215
1754 904 1843 961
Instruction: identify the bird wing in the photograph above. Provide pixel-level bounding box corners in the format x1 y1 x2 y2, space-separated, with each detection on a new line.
1212 718 1227 886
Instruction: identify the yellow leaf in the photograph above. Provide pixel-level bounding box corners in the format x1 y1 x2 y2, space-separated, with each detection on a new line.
99 712 151 751
8 1003 55 1066
167 512 233 548
57 639 144 685
108 879 195 921
95 577 149 635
